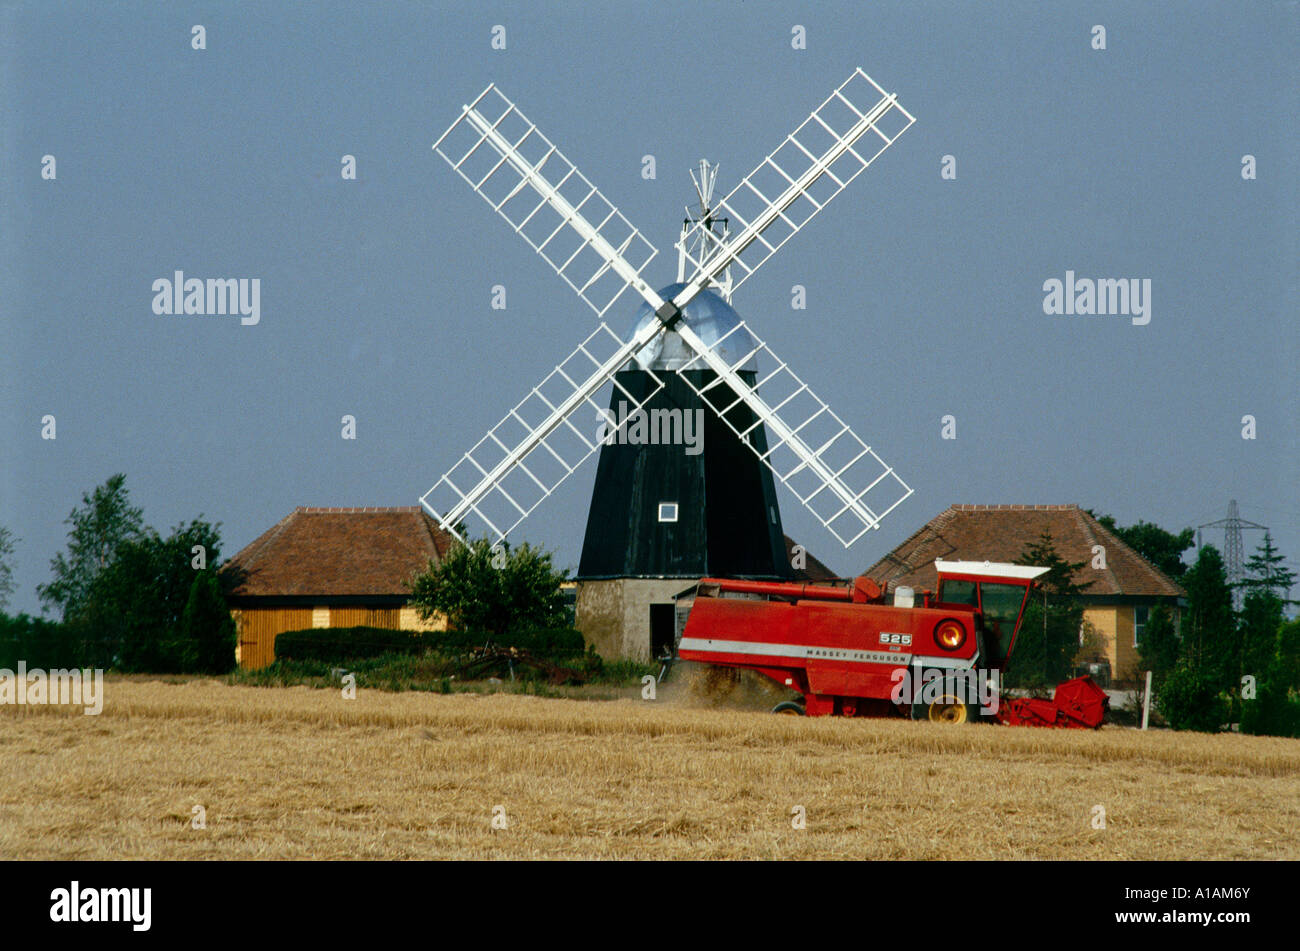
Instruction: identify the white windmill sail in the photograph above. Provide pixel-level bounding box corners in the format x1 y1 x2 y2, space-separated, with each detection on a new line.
423 68 915 547
675 68 916 297
421 321 664 541
673 319 911 547
433 83 660 319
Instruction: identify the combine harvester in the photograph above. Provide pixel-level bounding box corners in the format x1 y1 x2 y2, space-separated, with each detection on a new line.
676 560 1108 727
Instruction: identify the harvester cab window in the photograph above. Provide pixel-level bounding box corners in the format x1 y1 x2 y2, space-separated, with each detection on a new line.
980 584 1024 631
937 579 977 606
979 582 1029 666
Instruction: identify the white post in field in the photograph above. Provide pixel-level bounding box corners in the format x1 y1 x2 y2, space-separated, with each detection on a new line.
1141 670 1153 730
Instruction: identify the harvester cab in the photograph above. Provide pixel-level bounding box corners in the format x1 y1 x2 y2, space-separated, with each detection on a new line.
930 560 1049 671
675 559 1098 725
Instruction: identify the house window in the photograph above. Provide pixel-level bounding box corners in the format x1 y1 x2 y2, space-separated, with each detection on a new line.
1134 606 1149 647
658 502 678 523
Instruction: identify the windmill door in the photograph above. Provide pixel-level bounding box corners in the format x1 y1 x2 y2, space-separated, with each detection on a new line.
650 603 676 661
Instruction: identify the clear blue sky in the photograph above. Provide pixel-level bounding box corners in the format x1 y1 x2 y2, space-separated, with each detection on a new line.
2 1 1296 615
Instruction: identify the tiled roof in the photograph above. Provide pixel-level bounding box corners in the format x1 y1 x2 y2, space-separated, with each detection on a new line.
225 507 456 598
784 535 838 581
863 504 1186 598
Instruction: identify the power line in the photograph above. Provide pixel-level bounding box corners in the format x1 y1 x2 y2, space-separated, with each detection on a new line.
1197 499 1269 611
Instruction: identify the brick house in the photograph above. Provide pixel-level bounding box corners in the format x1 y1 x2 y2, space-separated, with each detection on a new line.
863 504 1186 683
224 507 456 669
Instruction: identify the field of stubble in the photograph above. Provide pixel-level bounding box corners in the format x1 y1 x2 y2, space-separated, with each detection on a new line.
1 677 1296 860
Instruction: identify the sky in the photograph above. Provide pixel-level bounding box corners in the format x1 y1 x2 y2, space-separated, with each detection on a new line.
2 0 1296 616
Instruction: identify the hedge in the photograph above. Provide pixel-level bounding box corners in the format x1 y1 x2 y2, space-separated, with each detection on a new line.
273 627 423 662
273 626 587 664
0 614 92 670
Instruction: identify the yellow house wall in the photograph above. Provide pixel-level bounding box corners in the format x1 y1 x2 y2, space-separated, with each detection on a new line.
1113 606 1141 682
232 607 313 670
399 605 446 632
1081 605 1148 684
1081 606 1118 672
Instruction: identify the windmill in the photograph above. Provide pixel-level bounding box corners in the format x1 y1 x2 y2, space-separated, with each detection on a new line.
422 69 917 657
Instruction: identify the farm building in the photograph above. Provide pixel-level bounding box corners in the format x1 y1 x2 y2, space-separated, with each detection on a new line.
224 506 456 669
863 504 1187 684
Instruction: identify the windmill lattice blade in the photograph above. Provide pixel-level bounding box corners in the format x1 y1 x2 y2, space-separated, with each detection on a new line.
434 84 662 318
420 322 665 542
674 321 912 548
677 68 914 298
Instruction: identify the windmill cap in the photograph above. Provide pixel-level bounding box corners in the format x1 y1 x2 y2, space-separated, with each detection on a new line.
626 283 759 372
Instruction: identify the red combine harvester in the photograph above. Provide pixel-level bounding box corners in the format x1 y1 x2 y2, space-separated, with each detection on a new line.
676 560 1108 727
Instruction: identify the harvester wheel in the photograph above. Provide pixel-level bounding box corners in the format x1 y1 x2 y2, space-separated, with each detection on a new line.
911 694 977 725
771 701 806 716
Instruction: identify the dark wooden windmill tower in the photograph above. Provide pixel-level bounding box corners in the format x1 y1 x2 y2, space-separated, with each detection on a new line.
422 70 917 660
576 165 791 659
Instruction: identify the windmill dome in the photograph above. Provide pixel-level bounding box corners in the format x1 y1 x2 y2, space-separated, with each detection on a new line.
626 283 758 372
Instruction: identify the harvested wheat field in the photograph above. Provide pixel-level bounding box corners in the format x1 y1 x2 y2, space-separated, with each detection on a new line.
0 677 1297 860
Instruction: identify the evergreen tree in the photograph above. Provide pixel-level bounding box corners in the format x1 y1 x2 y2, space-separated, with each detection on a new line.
1182 545 1236 690
1239 611 1300 739
181 570 237 674
1277 618 1300 692
1240 532 1296 603
1007 531 1092 689
1237 590 1284 684
1136 604 1180 690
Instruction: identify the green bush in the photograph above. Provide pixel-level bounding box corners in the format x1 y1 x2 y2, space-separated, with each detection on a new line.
274 626 425 662
1156 661 1228 732
272 626 586 666
1239 672 1300 738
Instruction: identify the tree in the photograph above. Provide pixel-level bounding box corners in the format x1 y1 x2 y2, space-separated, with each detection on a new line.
1136 604 1179 691
1239 611 1300 739
38 474 144 620
1007 531 1092 689
1091 513 1194 579
82 518 227 672
1019 530 1093 599
409 537 569 638
1157 658 1227 732
1238 590 1284 684
1182 545 1236 689
181 570 237 674
1277 618 1300 692
0 525 17 613
1240 532 1296 603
